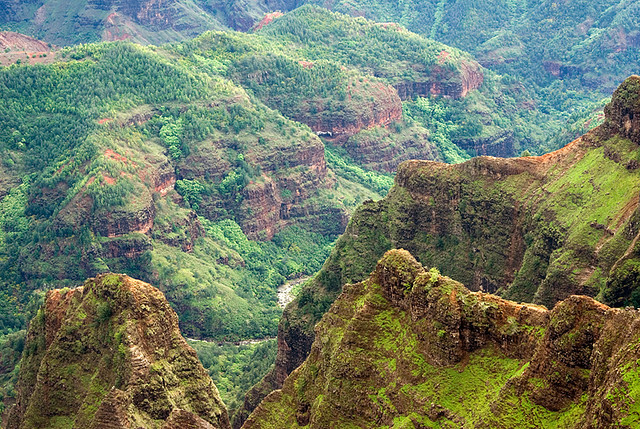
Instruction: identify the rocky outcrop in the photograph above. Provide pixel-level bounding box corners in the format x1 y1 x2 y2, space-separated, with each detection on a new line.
342 125 442 173
237 76 640 424
6 273 231 429
251 12 284 31
93 196 155 238
236 134 338 240
243 250 640 428
601 75 640 145
238 180 283 240
300 80 403 141
393 60 484 100
454 129 515 158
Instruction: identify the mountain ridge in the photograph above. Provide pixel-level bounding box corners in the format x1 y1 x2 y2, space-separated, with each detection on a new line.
234 75 640 426
242 249 640 428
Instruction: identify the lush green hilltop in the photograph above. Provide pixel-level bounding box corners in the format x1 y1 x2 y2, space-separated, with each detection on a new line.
2 1 628 149
236 76 640 425
244 249 640 428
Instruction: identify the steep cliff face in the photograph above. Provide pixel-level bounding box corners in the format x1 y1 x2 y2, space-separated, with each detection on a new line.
300 79 403 141
394 59 484 100
341 125 443 173
309 74 640 307
454 129 515 158
117 0 175 29
236 76 640 424
6 273 231 429
228 52 404 144
244 250 640 428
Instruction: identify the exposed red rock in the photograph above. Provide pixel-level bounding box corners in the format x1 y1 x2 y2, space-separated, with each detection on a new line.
252 12 284 31
0 32 50 52
0 32 55 66
303 80 403 141
394 60 484 100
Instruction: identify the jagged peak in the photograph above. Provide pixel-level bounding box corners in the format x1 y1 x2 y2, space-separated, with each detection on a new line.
244 248 640 428
603 75 640 144
373 249 424 295
7 273 231 429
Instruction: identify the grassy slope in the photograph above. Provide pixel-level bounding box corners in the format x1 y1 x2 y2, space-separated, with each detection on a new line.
245 250 640 428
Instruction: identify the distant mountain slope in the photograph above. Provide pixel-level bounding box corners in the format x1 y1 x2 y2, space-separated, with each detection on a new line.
3 0 638 101
0 31 57 66
0 41 350 343
244 250 640 428
1 3 611 157
249 6 601 156
302 0 640 95
235 76 640 426
0 0 260 45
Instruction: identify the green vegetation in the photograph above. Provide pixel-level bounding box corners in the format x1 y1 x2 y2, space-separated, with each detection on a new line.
251 6 596 156
299 0 636 115
166 6 591 160
0 40 349 340
189 339 277 412
2 14 466 410
325 146 395 196
402 97 470 164
3 4 640 423
245 252 621 428
0 330 25 415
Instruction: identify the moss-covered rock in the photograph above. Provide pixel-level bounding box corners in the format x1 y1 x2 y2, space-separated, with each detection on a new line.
240 75 640 424
243 250 640 428
6 273 231 429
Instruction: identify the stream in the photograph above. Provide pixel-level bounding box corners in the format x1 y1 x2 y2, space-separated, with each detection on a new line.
277 276 310 308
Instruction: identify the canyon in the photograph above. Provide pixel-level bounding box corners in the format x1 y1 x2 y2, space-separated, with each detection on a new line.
235 76 640 426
